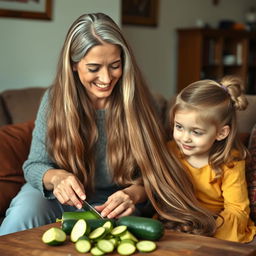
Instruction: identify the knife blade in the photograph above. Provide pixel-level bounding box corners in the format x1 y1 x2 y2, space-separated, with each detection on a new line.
82 200 103 219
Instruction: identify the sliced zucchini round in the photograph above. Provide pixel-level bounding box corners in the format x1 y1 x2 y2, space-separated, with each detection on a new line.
97 239 115 253
70 219 89 242
102 220 114 232
117 240 136 255
120 230 138 242
89 227 107 240
119 239 135 245
90 246 105 256
42 227 66 246
75 236 91 253
108 237 119 247
111 225 127 236
136 240 157 252
87 218 116 231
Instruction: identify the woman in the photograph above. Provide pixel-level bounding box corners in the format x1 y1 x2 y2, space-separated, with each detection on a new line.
0 13 216 236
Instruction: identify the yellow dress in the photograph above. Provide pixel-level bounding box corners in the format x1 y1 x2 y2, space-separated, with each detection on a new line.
167 140 256 243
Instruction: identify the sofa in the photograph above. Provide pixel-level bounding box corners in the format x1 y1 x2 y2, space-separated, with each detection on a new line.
0 87 256 224
0 87 47 222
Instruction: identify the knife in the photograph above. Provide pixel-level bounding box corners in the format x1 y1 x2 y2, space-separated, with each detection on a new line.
82 200 104 219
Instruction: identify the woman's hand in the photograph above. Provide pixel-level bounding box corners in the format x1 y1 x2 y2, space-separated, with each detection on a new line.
95 184 147 218
43 169 86 209
95 190 135 218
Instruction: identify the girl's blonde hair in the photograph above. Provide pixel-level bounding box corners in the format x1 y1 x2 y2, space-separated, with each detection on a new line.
47 13 217 236
170 76 249 179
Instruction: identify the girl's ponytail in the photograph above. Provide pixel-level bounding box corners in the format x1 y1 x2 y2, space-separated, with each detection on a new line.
220 76 248 111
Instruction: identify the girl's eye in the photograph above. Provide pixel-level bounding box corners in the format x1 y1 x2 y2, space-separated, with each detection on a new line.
193 130 203 136
175 123 183 130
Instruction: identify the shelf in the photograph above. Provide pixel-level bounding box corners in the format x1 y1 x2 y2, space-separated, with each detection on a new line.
177 28 256 94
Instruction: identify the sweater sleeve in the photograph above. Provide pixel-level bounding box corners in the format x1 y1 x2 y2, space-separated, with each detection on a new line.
23 90 56 199
214 160 256 242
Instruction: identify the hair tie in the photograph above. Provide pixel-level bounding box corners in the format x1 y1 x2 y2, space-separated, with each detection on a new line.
219 83 228 93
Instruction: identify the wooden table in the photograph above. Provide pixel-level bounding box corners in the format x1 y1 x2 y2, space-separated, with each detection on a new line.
0 222 255 256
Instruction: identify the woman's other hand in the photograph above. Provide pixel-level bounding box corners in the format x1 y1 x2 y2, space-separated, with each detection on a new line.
43 169 86 209
95 185 147 218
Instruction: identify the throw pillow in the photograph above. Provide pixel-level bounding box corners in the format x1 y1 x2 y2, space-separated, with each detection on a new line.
0 121 34 216
246 123 256 224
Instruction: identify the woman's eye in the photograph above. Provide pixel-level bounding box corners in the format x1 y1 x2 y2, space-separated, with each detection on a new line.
110 64 121 70
88 67 99 73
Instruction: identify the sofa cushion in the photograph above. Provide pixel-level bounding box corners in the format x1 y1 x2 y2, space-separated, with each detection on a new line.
246 123 256 223
0 121 34 216
1 87 46 124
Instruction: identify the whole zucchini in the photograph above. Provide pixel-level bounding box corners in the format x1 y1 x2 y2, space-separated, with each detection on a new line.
116 216 164 241
61 218 116 235
62 211 100 221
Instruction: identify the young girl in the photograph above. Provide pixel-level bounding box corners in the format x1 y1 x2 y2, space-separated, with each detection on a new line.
168 76 256 243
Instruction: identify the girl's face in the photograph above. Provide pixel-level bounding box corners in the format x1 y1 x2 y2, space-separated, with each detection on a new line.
74 43 122 109
173 109 219 163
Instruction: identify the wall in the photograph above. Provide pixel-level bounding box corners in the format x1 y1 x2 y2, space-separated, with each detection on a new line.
1 0 255 97
122 0 256 98
0 0 120 91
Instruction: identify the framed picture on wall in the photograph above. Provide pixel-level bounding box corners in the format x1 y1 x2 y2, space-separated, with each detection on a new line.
122 0 159 26
0 0 52 20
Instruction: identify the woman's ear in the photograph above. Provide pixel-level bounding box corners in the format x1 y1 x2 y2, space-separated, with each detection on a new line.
216 125 230 141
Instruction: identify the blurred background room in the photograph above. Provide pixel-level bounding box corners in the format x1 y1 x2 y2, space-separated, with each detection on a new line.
0 0 255 98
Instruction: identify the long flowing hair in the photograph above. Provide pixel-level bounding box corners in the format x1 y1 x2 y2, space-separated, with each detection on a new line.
47 13 216 235
169 76 249 180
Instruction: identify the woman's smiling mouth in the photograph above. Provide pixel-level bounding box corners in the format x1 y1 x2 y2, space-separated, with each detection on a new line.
94 83 111 89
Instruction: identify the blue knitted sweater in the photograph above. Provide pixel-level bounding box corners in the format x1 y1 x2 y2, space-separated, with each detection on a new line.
23 90 122 205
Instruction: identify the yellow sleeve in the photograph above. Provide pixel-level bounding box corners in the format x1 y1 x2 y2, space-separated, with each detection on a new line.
214 160 256 242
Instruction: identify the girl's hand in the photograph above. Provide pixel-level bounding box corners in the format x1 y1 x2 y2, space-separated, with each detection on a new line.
95 185 147 218
43 169 86 209
95 190 135 218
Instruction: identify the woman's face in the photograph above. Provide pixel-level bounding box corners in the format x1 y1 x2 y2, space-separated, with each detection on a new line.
74 43 122 109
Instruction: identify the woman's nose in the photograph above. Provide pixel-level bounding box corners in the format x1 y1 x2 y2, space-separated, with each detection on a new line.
99 68 111 84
